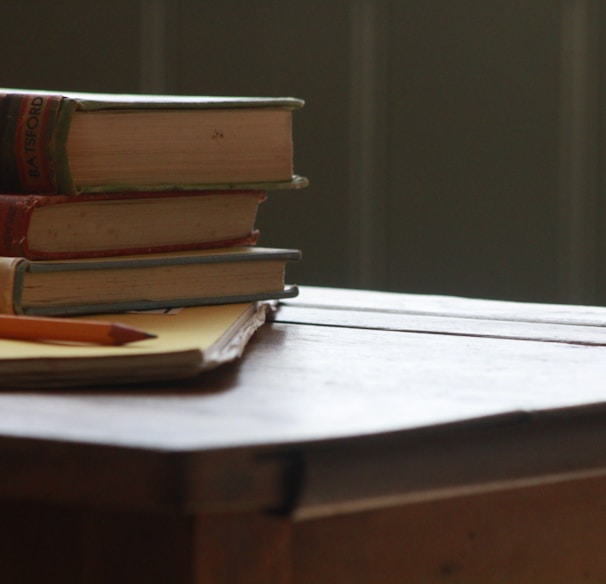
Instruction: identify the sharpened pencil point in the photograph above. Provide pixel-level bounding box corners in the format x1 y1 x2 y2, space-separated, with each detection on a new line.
108 323 158 345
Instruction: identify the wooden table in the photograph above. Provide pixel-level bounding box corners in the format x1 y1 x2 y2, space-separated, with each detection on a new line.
4 286 606 583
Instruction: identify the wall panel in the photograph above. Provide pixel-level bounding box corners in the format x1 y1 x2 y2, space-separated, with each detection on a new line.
0 1 605 303
0 2 141 92
386 1 563 302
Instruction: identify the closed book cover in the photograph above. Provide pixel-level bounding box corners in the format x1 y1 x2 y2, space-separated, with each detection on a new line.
0 246 301 316
0 302 272 388
0 190 266 260
0 88 307 194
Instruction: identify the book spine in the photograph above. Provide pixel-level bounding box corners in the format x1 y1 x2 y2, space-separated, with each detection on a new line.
0 190 265 260
0 194 37 257
0 93 69 194
0 256 22 314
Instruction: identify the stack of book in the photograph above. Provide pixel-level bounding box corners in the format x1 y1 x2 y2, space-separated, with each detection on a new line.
0 88 307 317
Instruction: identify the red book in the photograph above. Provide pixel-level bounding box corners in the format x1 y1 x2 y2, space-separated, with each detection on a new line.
0 190 265 260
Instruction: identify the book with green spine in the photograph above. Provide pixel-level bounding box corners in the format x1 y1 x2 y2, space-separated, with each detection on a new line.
0 246 301 316
0 88 307 195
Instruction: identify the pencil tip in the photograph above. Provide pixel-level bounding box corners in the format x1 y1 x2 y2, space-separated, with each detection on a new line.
109 323 157 345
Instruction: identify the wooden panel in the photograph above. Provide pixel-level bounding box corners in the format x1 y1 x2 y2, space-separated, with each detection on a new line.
293 474 606 583
194 512 293 583
559 0 603 303
0 2 141 92
387 1 563 302
0 501 195 584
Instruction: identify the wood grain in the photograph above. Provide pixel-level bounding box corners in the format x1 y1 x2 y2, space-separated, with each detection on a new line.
0 287 606 513
2 287 606 581
293 474 606 584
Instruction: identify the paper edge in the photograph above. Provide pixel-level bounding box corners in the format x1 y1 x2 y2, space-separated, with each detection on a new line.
201 300 275 371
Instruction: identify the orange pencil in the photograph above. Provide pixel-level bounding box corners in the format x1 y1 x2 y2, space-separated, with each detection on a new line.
0 314 157 346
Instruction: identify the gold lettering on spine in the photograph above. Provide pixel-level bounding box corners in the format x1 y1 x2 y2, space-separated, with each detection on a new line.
15 95 58 192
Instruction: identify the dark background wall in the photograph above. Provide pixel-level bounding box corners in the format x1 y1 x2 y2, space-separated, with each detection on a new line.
2 1 605 304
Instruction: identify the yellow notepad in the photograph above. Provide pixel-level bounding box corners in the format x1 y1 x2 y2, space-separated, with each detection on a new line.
0 302 270 388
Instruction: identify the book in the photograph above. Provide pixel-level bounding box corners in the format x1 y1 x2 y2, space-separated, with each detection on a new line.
0 246 301 316
0 88 307 194
0 190 266 260
0 302 272 388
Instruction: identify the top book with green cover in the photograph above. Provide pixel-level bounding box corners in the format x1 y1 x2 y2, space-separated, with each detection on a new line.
0 88 307 195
